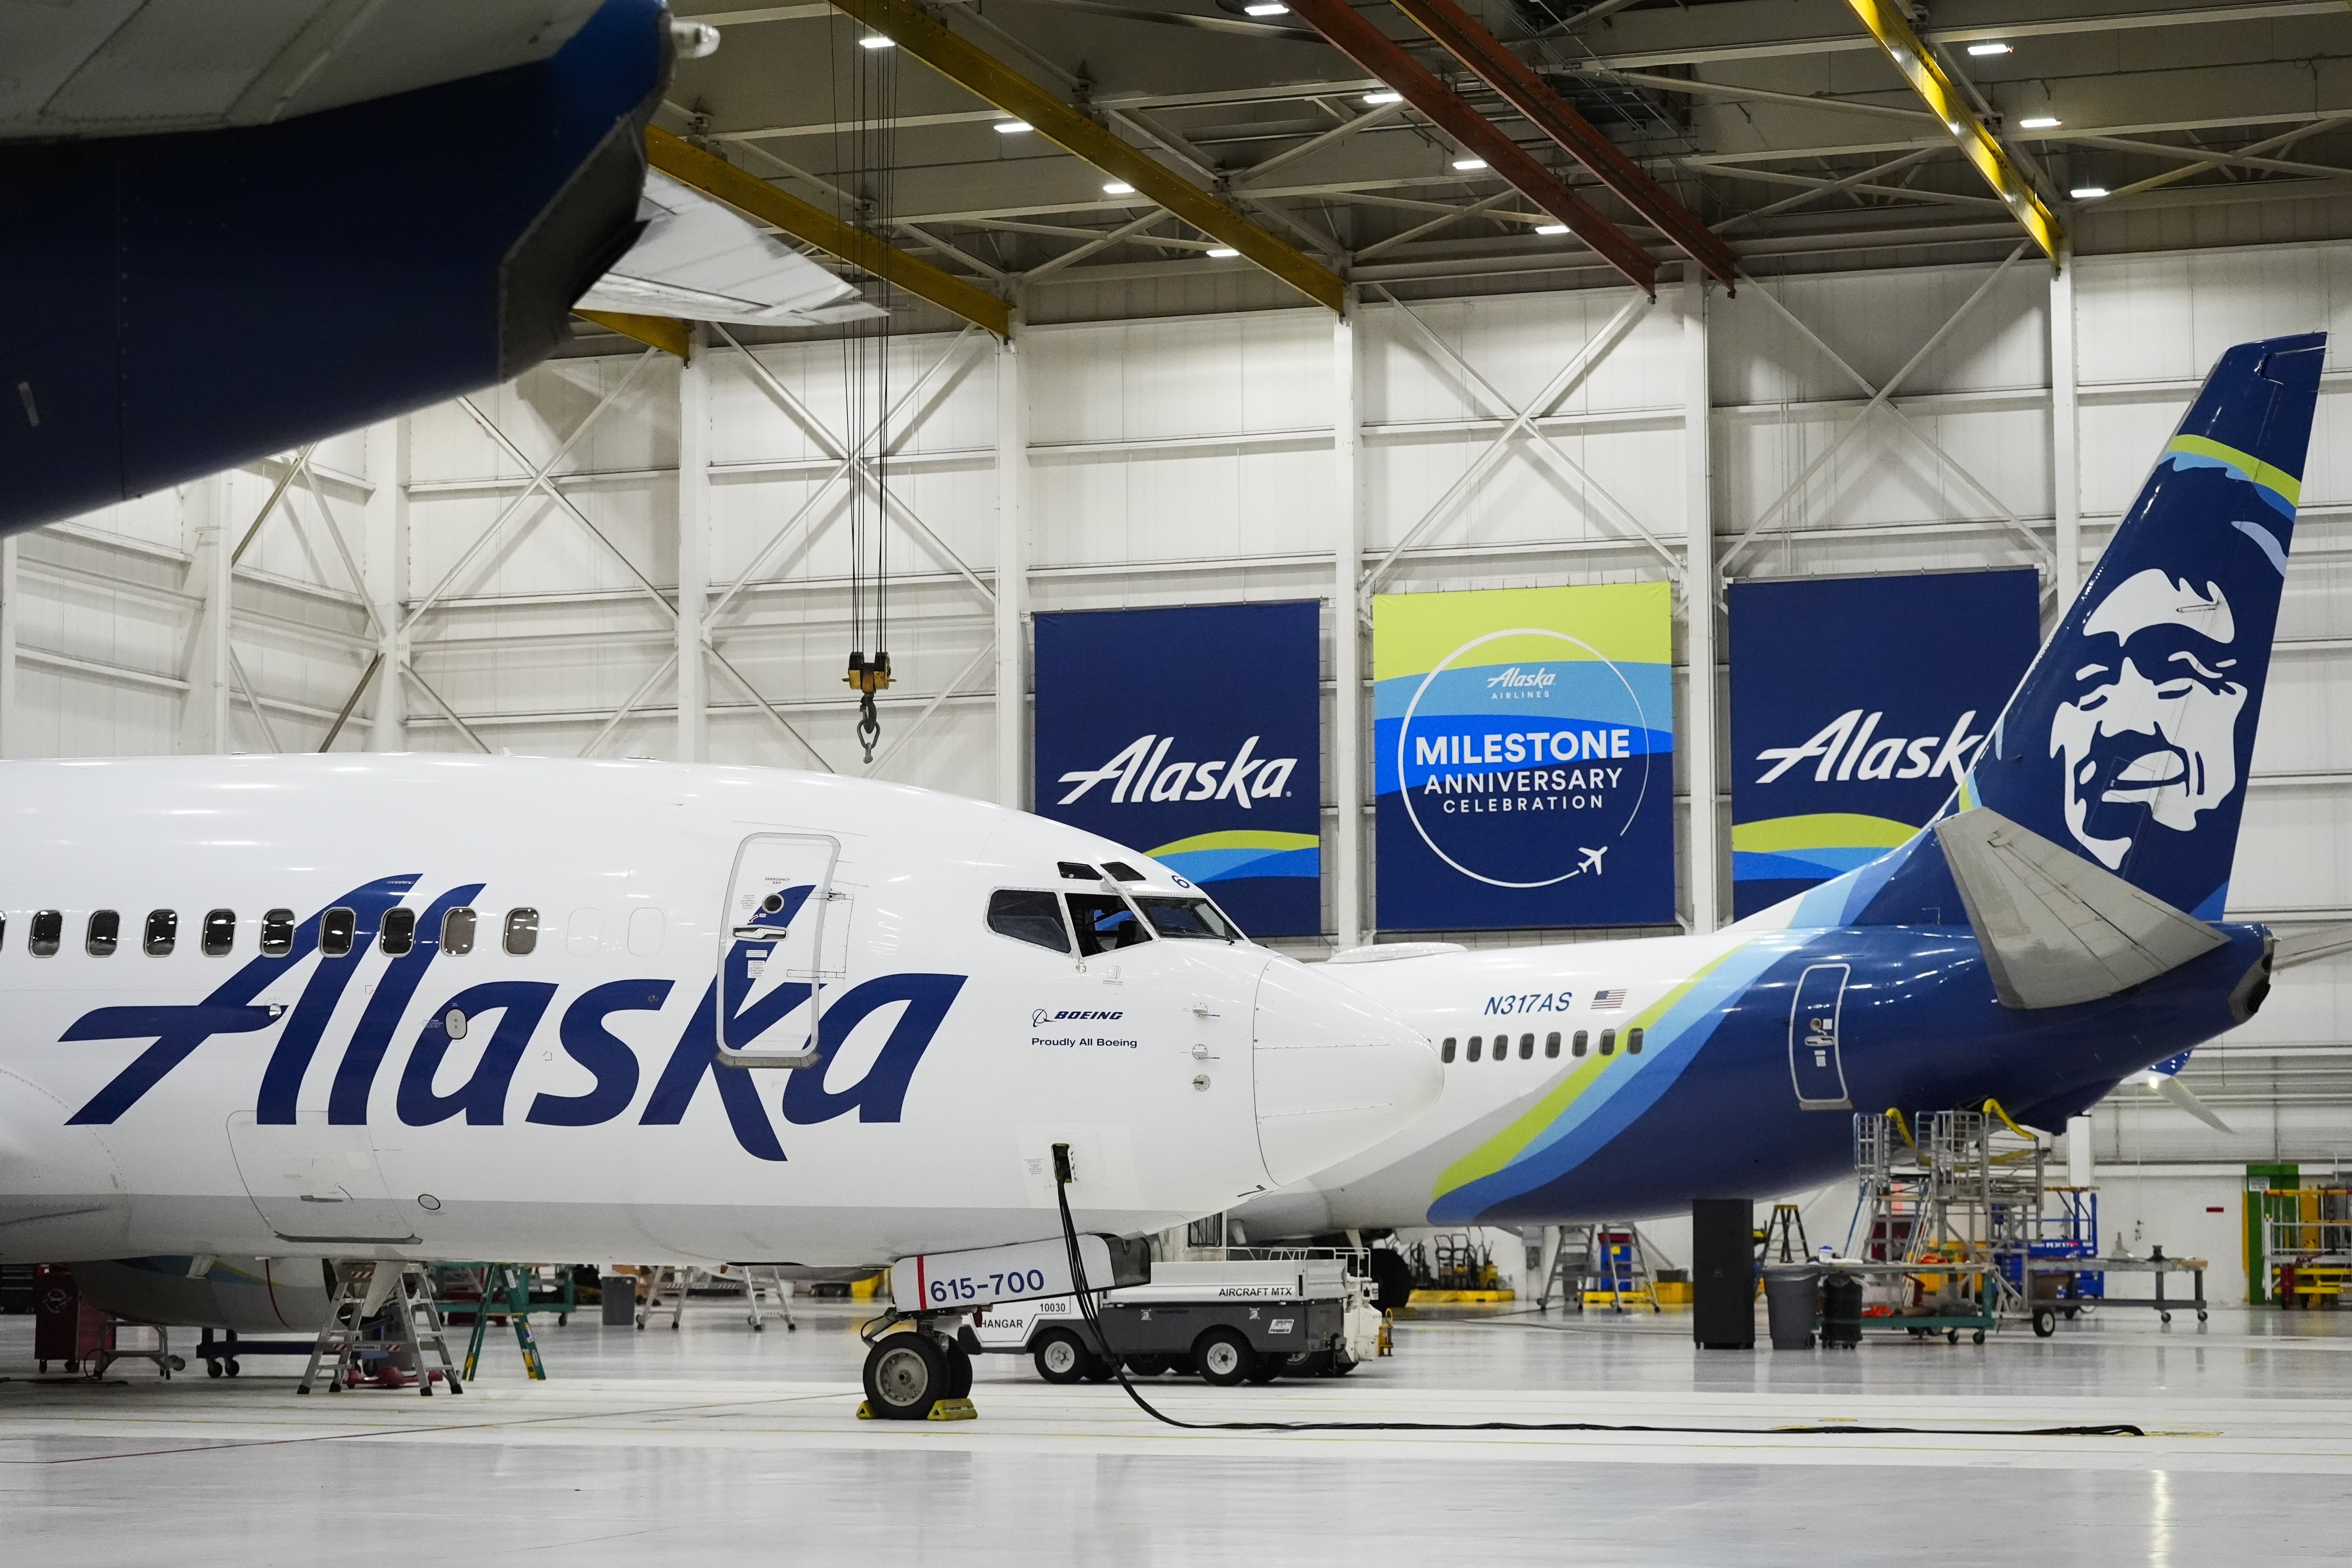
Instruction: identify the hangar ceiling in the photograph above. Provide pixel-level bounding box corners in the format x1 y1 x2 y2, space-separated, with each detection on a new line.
649 0 2352 332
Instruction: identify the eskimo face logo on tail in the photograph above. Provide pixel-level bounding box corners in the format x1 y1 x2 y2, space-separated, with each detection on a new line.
2050 569 2247 868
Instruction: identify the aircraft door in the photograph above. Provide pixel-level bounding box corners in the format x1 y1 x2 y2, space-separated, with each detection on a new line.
226 1112 421 1246
1787 964 1852 1111
720 833 844 1067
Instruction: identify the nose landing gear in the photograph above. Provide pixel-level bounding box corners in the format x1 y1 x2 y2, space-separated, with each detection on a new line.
857 1318 977 1421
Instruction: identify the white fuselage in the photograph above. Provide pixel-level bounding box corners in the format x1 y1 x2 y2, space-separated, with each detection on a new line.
0 756 1437 1267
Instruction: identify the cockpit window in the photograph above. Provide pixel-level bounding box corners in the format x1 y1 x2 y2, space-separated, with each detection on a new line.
1134 895 1236 941
987 890 1071 954
1102 861 1146 883
1057 861 1100 881
1066 892 1151 957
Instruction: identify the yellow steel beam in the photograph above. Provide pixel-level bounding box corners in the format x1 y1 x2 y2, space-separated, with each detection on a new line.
575 309 692 359
827 0 1348 314
645 124 1012 337
1844 0 2064 262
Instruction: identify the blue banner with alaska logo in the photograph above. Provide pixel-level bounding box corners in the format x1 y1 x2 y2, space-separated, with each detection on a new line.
1034 601 1321 936
1727 569 2039 919
1374 583 1674 930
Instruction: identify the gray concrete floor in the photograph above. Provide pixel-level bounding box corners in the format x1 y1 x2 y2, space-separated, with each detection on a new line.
4 1297 2349 1564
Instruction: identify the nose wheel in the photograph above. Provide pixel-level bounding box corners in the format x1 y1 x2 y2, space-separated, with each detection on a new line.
859 1325 977 1420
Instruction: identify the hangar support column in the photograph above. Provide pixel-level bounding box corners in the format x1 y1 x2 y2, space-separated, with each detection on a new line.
1332 302 1365 951
995 317 1029 810
1683 273 1719 935
364 418 409 751
2049 246 2082 610
678 324 711 764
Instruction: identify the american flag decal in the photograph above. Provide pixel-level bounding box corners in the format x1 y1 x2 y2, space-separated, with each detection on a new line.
1592 989 1628 1011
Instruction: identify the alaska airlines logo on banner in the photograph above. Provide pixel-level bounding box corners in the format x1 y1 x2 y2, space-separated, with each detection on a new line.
1727 570 2039 919
1034 601 1321 936
1374 583 1674 930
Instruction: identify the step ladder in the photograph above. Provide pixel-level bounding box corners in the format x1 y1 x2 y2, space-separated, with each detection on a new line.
1758 1202 1811 1265
461 1263 548 1381
635 1264 687 1330
298 1261 462 1396
710 1263 797 1332
1546 1223 1659 1313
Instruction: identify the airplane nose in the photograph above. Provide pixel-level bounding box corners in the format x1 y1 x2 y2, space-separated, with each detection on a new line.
1251 957 1444 1186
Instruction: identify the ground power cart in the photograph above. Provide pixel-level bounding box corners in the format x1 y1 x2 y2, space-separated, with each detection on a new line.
974 1259 1386 1385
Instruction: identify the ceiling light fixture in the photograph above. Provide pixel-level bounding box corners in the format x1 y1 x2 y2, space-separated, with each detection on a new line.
2018 115 2060 129
1363 90 1403 105
1103 181 1136 196
2070 185 2109 199
994 120 1034 134
1534 224 1569 236
1966 42 2011 56
1206 246 1241 258
1452 157 1487 171
858 34 895 49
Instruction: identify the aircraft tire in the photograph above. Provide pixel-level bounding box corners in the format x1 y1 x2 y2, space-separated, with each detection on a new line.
1032 1328 1092 1385
1194 1328 1254 1387
864 1333 947 1420
944 1343 974 1399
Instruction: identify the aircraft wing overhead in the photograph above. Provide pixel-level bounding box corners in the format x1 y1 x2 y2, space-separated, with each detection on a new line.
1934 806 2226 1010
577 172 890 328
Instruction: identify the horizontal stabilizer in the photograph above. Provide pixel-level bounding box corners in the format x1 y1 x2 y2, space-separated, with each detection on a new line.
2274 921 2352 972
1934 807 2225 1009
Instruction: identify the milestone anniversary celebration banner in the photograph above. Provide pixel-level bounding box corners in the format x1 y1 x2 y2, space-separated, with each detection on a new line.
1033 601 1321 937
1373 583 1675 930
1727 568 2040 918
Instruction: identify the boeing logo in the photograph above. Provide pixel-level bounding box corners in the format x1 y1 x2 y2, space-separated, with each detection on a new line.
1753 709 1985 785
1055 734 1298 808
1031 1008 1125 1026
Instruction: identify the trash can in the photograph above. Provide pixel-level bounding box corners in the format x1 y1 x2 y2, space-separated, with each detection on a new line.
1762 1264 1820 1349
1820 1272 1864 1349
601 1275 637 1327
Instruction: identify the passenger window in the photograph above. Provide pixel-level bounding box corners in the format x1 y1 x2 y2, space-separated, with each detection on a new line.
1627 1027 1645 1056
320 907 356 958
1134 895 1236 941
202 909 235 956
1599 1028 1617 1056
987 890 1071 954
1065 892 1149 958
1572 1029 1588 1057
1545 1031 1561 1059
1519 1033 1534 1060
381 907 416 956
30 910 62 957
87 911 120 956
1441 1037 1457 1063
143 909 177 956
259 908 295 957
503 908 539 956
1057 862 1100 881
1467 1036 1483 1063
442 907 477 955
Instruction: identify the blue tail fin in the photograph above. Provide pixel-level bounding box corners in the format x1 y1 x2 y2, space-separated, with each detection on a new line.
1965 331 2326 918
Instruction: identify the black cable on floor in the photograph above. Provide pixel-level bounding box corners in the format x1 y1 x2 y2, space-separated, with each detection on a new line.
1046 1150 2142 1439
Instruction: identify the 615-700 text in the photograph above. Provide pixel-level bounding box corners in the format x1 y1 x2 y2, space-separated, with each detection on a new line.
928 1267 1049 1304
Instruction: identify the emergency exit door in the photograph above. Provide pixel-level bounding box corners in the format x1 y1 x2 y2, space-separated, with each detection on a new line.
719 833 843 1067
1787 963 1852 1111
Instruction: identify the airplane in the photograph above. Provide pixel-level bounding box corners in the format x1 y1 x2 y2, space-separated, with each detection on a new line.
0 756 1440 1410
1577 847 1606 876
1231 330 2325 1244
0 0 799 538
